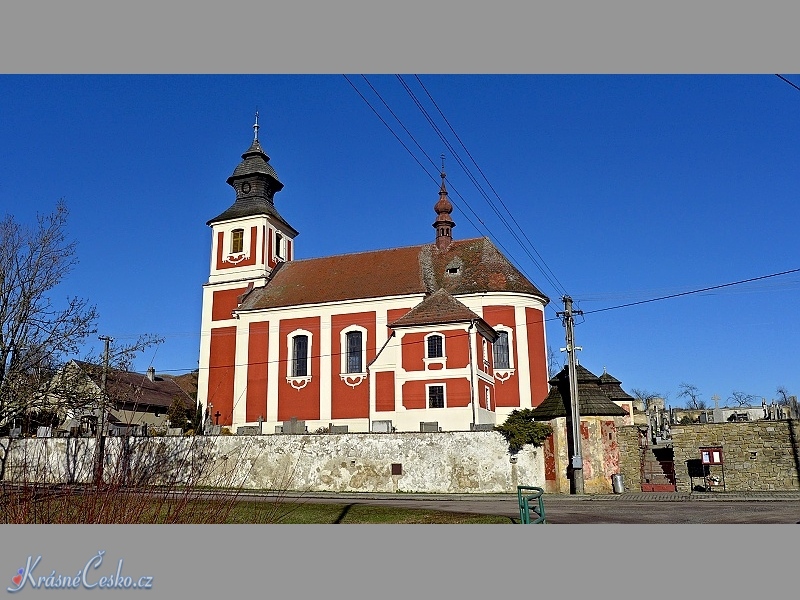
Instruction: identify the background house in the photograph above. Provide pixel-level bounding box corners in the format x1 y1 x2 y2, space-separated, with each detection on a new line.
52 360 194 436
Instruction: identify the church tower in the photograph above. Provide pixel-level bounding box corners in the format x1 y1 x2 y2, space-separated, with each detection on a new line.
197 115 298 425
433 166 455 250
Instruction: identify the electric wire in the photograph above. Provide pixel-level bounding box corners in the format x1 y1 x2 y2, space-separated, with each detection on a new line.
411 74 569 297
347 75 560 317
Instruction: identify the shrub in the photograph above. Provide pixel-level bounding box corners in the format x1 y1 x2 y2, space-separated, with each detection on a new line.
494 409 553 454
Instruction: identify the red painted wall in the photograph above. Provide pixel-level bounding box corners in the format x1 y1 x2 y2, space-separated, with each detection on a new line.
207 327 236 426
544 434 556 481
447 330 469 369
375 371 395 412
330 312 376 419
246 321 269 423
402 378 471 409
525 307 548 407
401 332 426 372
277 317 321 422
401 329 469 372
478 379 494 410
267 228 275 269
387 308 412 331
482 305 521 408
211 287 248 321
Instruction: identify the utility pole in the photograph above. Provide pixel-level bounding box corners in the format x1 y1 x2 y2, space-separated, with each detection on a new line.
557 295 584 495
94 335 112 485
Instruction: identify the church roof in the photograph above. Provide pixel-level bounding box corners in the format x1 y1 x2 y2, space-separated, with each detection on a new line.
236 236 549 312
207 130 297 235
532 364 629 420
389 288 498 340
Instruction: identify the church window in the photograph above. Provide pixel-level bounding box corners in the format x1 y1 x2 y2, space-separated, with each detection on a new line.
345 330 363 374
428 384 445 408
291 334 309 377
493 330 510 369
426 334 443 359
230 229 244 254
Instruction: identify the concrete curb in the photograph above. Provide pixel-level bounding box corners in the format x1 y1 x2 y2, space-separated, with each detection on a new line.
238 490 800 503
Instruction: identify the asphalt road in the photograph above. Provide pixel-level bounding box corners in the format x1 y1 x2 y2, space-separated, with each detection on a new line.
251 491 800 524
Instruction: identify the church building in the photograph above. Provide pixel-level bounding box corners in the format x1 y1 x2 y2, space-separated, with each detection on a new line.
196 119 551 433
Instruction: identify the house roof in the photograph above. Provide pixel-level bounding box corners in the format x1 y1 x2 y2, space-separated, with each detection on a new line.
71 361 193 411
237 236 548 312
389 288 498 341
532 364 628 420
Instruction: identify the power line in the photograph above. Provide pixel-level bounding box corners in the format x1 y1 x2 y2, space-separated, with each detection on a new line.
776 74 800 93
582 267 800 315
392 76 568 308
346 75 560 316
412 75 569 297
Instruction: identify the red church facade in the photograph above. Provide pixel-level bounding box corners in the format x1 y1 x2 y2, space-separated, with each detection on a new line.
197 121 550 433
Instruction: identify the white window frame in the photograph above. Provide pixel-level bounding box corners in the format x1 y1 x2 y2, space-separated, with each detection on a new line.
423 332 446 369
485 386 492 411
223 226 251 265
274 230 286 261
426 383 446 409
340 325 368 387
492 325 515 382
287 329 313 389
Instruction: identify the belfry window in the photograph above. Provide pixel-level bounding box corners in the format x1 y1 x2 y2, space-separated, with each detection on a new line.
230 229 244 254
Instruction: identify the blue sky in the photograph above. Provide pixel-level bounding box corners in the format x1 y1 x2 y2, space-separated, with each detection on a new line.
2 74 798 408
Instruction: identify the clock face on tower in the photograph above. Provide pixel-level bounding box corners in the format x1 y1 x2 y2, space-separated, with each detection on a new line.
241 182 251 194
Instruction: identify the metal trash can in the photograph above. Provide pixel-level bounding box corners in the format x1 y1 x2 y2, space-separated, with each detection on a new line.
611 473 625 494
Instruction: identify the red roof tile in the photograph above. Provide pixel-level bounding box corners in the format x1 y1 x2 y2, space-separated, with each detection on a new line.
238 237 548 311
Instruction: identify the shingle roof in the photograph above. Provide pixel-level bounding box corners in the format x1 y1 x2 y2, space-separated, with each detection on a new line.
237 237 548 312
388 288 498 341
227 139 282 184
73 361 193 411
532 364 628 420
207 139 297 235
599 370 635 402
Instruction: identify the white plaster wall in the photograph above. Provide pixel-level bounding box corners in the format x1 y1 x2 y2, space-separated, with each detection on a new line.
5 431 546 494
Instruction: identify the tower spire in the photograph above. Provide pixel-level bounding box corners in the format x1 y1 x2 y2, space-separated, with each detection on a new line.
253 109 260 141
433 155 455 250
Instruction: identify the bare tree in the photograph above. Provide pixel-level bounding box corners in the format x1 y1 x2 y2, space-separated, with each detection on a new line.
0 201 99 432
631 388 662 412
0 202 162 432
728 391 757 408
775 386 791 406
677 382 706 410
547 345 563 381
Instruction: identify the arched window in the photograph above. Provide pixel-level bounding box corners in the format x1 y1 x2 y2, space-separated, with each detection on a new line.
291 334 309 377
346 330 363 373
426 333 444 359
230 228 244 254
493 331 510 369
